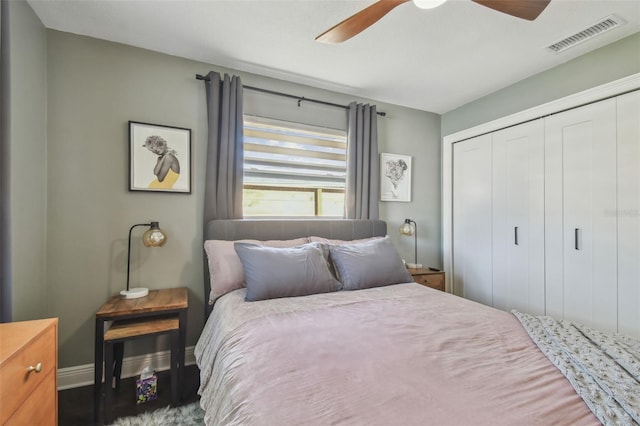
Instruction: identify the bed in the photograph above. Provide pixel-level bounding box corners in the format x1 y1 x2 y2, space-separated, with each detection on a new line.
195 219 638 426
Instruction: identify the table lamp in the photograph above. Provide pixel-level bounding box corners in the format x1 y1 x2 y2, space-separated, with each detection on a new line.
121 221 167 299
399 218 421 269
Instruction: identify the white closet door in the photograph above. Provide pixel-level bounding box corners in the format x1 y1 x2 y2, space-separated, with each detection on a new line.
545 99 617 333
492 119 545 315
617 90 640 339
452 134 493 305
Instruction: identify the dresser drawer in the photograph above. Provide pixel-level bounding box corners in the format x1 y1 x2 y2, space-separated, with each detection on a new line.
413 272 445 292
0 320 57 425
5 369 57 426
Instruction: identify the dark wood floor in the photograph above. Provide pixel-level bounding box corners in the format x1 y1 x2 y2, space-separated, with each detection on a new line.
58 364 201 426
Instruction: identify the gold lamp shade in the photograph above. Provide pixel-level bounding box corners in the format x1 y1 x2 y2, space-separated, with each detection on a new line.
142 222 167 247
399 219 415 236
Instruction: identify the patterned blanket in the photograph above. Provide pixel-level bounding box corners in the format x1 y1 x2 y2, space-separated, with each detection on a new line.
513 311 640 426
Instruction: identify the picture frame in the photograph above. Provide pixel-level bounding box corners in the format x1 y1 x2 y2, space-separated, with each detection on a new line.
380 152 412 202
129 121 191 193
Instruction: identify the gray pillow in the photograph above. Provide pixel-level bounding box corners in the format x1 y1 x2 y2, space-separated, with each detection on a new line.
234 242 342 302
329 236 413 290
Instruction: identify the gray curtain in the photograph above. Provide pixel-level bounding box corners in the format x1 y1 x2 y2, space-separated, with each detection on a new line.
345 102 379 220
1 0 11 322
203 71 244 222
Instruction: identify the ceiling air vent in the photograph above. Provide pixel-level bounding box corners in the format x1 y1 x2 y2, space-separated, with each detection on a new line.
546 15 626 53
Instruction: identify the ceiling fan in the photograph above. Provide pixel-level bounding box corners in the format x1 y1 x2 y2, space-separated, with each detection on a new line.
316 0 551 44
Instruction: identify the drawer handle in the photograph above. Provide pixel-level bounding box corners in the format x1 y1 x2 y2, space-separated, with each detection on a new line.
27 362 43 373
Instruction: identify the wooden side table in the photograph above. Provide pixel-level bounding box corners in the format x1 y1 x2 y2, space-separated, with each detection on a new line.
408 268 445 292
93 288 188 424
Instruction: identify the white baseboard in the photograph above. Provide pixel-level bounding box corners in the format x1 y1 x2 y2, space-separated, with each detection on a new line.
57 345 196 390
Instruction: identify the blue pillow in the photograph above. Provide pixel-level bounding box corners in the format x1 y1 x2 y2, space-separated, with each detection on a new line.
329 236 413 290
234 242 342 302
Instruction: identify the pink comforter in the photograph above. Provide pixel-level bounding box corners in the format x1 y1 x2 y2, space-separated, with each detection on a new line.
195 283 598 425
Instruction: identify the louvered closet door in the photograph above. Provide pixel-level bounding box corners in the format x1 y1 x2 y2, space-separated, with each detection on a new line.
492 119 545 315
617 90 640 339
545 98 617 333
452 134 493 305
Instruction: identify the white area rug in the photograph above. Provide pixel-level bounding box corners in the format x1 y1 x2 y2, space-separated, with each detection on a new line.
111 402 204 426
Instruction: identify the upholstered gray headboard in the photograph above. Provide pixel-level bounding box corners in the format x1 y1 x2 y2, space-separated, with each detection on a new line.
203 219 387 316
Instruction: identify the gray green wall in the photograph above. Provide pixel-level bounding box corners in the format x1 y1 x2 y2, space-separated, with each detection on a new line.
7 0 47 321
43 30 441 368
442 33 640 136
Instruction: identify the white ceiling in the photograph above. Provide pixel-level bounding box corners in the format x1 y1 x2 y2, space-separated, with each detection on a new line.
27 0 640 114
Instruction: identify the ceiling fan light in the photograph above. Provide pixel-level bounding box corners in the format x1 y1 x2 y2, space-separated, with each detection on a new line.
413 0 447 9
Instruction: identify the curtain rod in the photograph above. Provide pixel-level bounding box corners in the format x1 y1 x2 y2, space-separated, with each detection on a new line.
195 74 386 117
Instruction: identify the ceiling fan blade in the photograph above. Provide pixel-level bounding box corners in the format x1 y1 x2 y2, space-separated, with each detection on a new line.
471 0 551 21
316 0 411 44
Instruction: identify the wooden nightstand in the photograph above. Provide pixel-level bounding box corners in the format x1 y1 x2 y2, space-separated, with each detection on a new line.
93 288 188 424
408 268 445 292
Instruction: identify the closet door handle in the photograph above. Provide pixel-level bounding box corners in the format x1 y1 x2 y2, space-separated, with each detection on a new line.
574 228 580 250
514 227 519 245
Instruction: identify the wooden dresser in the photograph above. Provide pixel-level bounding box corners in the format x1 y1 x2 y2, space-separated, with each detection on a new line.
0 318 58 426
408 268 445 292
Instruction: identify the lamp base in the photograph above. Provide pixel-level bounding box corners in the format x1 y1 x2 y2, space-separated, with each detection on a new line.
120 287 149 299
406 263 423 269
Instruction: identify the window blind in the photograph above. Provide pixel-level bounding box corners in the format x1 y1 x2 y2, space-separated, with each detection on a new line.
243 115 347 189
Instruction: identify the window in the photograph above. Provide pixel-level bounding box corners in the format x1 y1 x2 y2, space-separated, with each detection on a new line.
243 115 347 217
